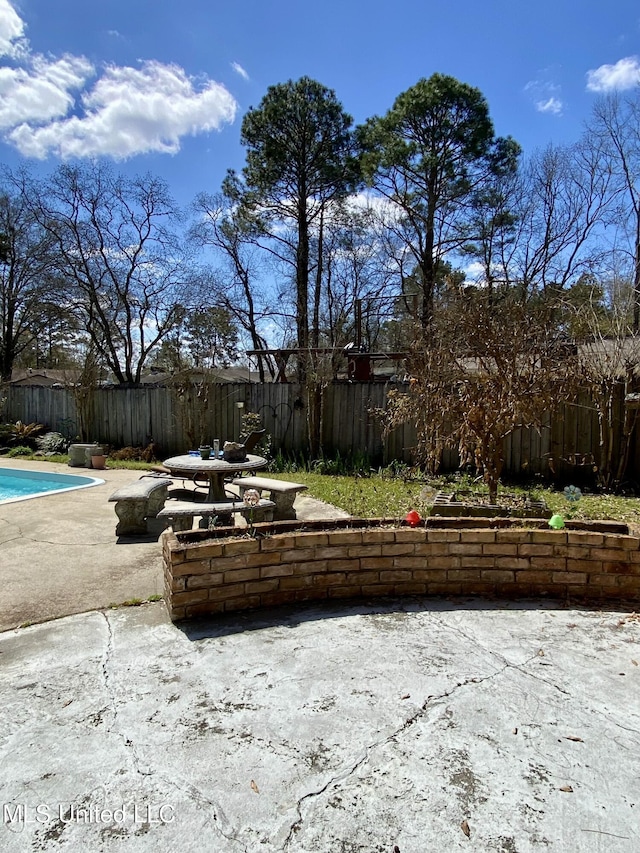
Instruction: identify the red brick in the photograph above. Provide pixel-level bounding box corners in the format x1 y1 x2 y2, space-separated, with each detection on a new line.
592 548 631 561
280 548 316 563
313 572 347 587
427 530 461 542
327 559 358 572
604 535 639 550
246 551 283 568
427 582 461 594
223 595 262 612
172 558 211 577
361 583 395 596
413 569 447 582
567 532 604 546
450 543 484 556
496 530 543 544
460 556 496 569
531 530 567 544
394 529 428 543
348 545 382 558
222 539 260 557
172 588 210 606
530 557 565 570
483 544 518 556
380 570 413 583
481 569 515 583
515 570 553 583
461 530 496 543
184 542 223 560
185 601 225 617
362 530 397 544
293 532 330 548
261 534 297 551
328 585 362 598
426 556 461 570
260 564 296 579
518 544 554 557
447 569 481 581
213 555 247 571
238 579 277 595
346 571 381 585
280 575 314 590
588 573 619 586
496 557 531 570
207 584 247 601
603 561 636 574
566 559 601 573
324 531 363 546
382 544 417 557
563 546 590 559
393 582 427 595
186 572 223 589
393 557 428 570
223 567 260 583
414 543 450 556
552 571 587 584
292 560 328 575
315 546 351 560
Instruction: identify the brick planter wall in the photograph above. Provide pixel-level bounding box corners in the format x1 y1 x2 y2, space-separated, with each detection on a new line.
162 520 640 621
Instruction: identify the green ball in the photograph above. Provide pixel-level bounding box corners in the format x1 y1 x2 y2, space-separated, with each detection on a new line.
548 514 565 529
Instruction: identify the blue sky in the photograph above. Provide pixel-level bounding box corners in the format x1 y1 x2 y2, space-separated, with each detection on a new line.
0 0 639 208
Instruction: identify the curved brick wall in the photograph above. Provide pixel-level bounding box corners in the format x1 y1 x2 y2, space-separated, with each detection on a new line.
162 521 640 621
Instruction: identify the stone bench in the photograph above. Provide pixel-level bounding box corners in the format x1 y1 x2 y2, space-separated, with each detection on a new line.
157 499 275 532
108 479 172 536
230 476 308 520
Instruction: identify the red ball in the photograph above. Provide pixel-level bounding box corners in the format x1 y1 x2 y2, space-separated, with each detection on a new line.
405 510 422 527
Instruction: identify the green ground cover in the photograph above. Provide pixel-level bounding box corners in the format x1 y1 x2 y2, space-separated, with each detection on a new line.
7 452 640 526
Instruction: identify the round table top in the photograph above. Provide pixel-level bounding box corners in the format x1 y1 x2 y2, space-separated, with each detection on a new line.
163 453 267 473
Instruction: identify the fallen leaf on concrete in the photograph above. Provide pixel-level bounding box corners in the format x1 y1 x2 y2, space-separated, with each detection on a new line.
513 727 518 735
632 660 638 666
250 780 259 793
461 819 471 837
559 785 574 793
537 649 545 656
401 694 410 700
563 736 584 742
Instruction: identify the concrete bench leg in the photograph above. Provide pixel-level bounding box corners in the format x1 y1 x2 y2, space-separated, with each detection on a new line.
114 499 148 536
272 493 297 521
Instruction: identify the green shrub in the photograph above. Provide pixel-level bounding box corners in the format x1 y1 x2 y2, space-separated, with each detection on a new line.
7 445 33 457
36 431 68 455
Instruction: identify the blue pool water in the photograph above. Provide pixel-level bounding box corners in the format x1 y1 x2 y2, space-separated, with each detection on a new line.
0 467 104 504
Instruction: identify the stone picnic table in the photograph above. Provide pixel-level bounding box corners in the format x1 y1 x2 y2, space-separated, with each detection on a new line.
162 453 267 502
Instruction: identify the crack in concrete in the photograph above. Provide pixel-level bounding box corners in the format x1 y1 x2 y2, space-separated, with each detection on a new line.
96 612 250 851
281 661 516 850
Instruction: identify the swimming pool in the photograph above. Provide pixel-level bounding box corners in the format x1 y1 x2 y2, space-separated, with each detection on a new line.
0 466 104 504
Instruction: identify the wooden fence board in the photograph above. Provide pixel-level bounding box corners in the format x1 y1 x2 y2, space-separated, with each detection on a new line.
3 381 640 482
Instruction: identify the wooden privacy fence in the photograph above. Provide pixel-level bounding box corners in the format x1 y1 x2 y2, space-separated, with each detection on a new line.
2 381 639 481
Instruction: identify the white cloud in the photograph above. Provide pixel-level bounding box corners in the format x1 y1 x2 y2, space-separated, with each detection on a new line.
524 79 564 116
0 54 94 130
535 97 563 115
0 0 238 159
8 60 237 159
0 0 27 58
586 56 640 92
231 61 249 81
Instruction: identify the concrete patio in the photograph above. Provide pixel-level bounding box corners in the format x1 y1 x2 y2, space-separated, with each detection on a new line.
1 460 640 851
